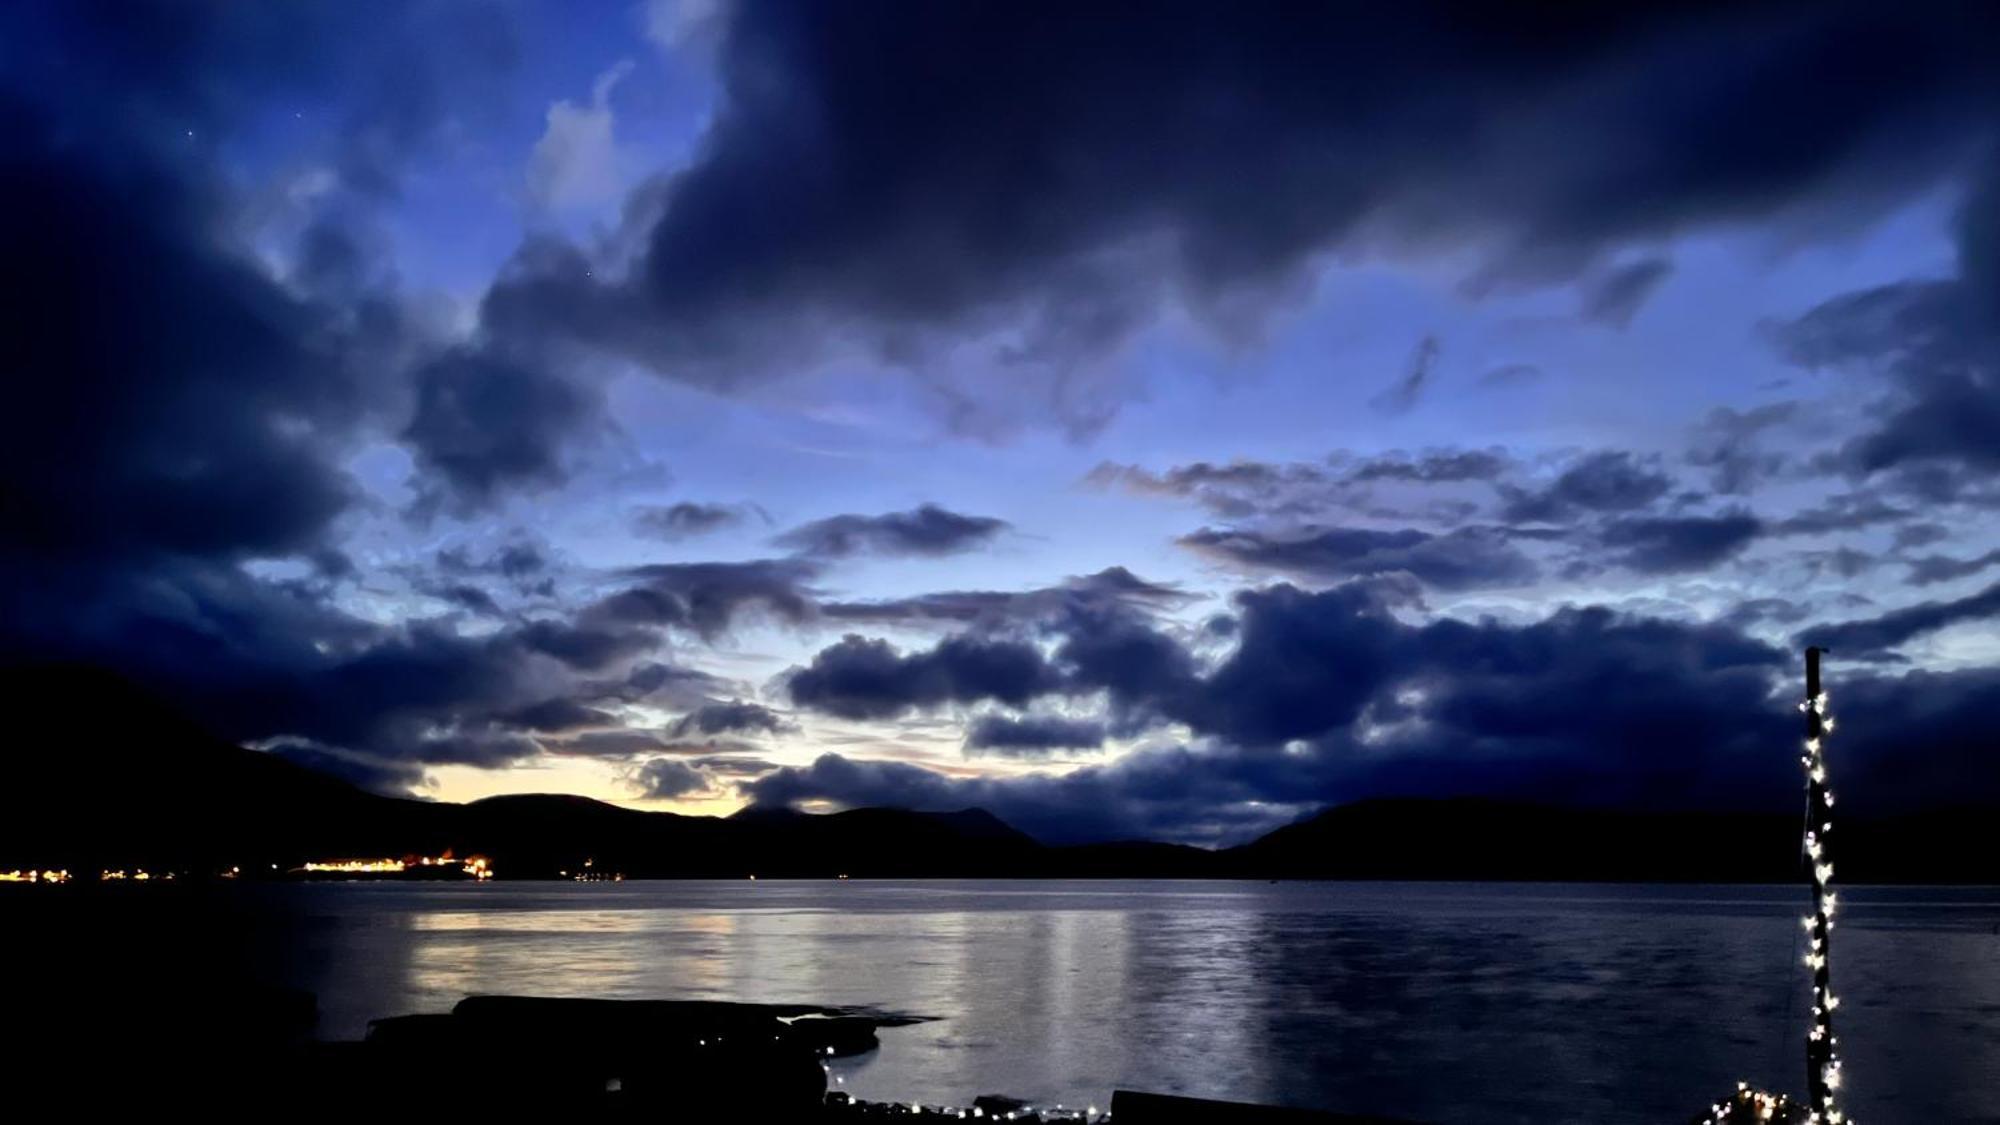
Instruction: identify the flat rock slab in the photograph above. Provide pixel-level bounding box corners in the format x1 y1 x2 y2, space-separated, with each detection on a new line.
1112 1090 1416 1124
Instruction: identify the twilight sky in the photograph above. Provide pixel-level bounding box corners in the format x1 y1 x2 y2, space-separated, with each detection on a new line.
4 1 1997 844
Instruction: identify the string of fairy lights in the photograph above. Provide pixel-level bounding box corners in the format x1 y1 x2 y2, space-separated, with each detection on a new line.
1797 664 1846 1125
1698 650 1851 1125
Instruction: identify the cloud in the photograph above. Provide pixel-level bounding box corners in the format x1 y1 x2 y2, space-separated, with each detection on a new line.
1501 451 1675 523
632 757 710 799
582 558 820 640
402 347 605 515
1686 404 1799 494
633 501 763 541
264 740 429 797
821 566 1191 628
785 634 1064 721
475 4 2000 433
667 700 789 738
632 751 780 800
1 96 365 567
529 61 633 211
774 504 1009 559
1904 549 2000 586
1092 447 1519 527
500 698 617 733
430 539 558 601
644 0 724 50
748 587 1853 843
1578 257 1673 328
1776 162 2000 504
1771 490 1912 537
548 730 675 758
1796 580 2000 657
752 649 2000 844
964 714 1107 757
1368 335 1439 414
1598 511 1762 573
1179 525 1538 591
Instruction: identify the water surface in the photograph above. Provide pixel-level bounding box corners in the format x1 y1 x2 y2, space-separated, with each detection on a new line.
258 880 2000 1122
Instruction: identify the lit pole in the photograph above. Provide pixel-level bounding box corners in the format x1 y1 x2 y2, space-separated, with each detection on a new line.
1799 646 1844 1123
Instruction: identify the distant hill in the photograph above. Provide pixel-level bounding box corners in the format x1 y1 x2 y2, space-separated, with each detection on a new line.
0 665 446 869
1232 798 1999 883
3 666 1992 882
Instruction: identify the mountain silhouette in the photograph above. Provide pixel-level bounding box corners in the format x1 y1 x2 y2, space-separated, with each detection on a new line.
2 665 1991 882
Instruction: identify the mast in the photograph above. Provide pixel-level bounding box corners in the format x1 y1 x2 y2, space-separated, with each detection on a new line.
1800 646 1844 1122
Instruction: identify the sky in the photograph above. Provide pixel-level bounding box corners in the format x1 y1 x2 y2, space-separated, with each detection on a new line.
3 1 1997 845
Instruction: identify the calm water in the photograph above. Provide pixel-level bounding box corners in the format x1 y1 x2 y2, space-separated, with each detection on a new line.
253 880 1998 1122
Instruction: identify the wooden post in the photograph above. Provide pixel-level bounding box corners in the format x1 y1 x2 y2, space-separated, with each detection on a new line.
1801 646 1842 1118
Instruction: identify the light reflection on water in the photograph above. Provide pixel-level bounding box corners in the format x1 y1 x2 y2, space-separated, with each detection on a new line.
262 881 2000 1123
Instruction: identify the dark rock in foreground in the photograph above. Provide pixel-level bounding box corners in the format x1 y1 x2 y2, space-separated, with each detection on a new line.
337 995 940 1118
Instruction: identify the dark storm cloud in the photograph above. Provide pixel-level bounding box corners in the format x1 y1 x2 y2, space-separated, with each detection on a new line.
513 619 656 671
685 755 779 780
1904 549 2000 586
1369 335 1440 415
774 504 1009 559
1776 162 2000 502
1771 490 1912 537
1347 450 1512 485
1801 547 1878 580
668 700 790 738
1100 447 1729 540
1686 404 1799 495
1598 511 1763 573
547 730 674 758
1500 451 1675 523
419 583 502 617
785 634 1064 721
0 97 364 566
1086 459 1338 520
1179 525 1538 591
964 714 1109 756
583 559 820 640
1796 580 2000 657
1578 257 1674 328
264 741 429 798
402 347 605 515
630 754 779 801
0 1 644 789
596 660 731 707
821 566 1191 628
475 2 2000 428
1724 597 1812 629
430 539 558 602
437 541 552 582
632 757 711 799
754 587 1880 843
633 501 764 541
1091 448 1518 530
500 698 616 733
1893 523 1952 550
754 647 2000 844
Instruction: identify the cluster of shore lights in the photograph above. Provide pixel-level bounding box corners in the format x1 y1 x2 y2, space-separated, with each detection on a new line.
0 869 72 883
298 855 492 879
1798 683 1847 1125
2 868 213 883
